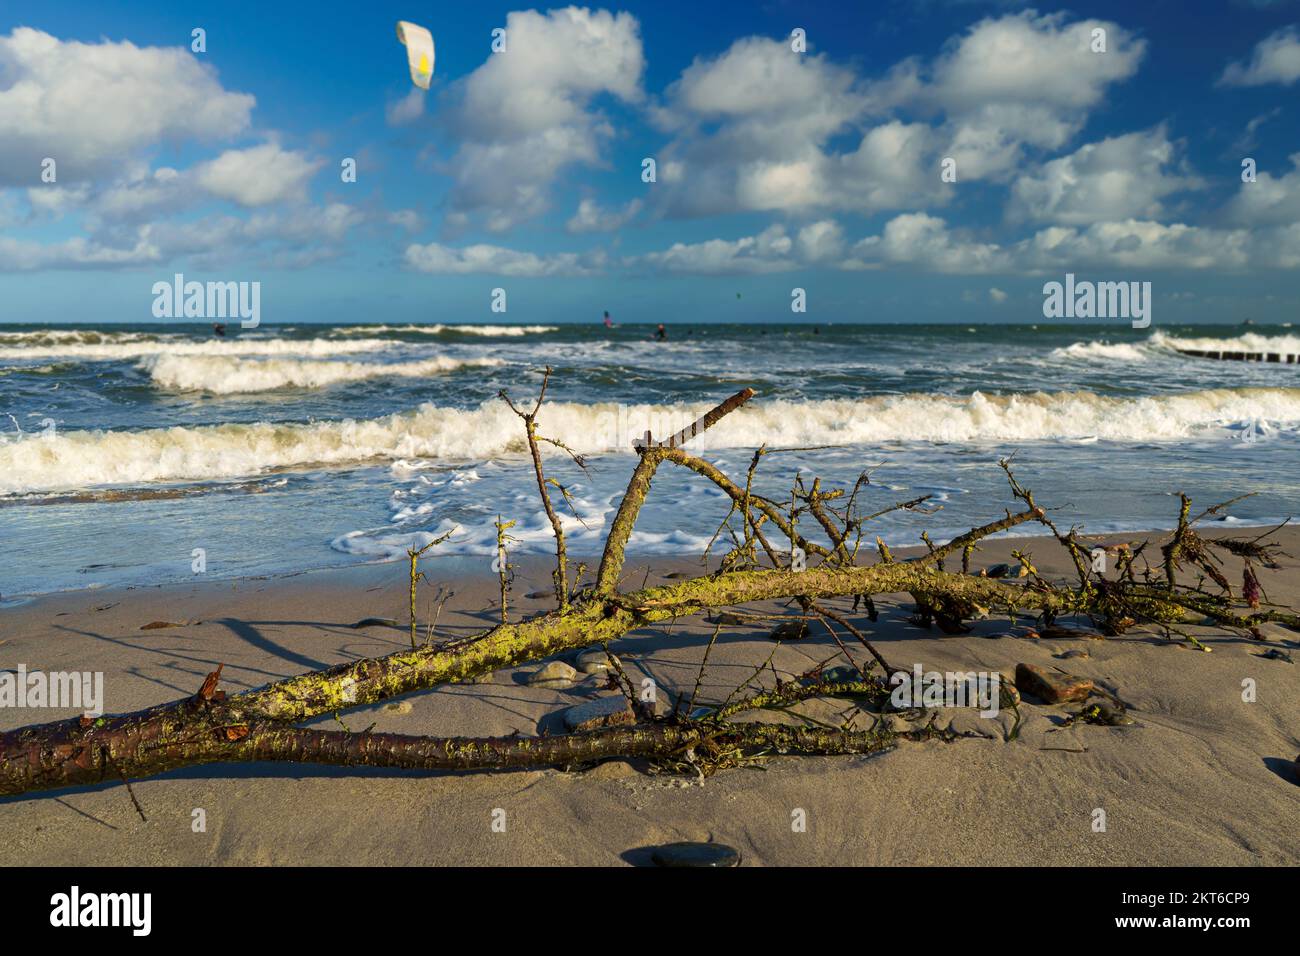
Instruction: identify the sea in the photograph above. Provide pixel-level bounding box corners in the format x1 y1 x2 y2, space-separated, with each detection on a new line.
1 320 1296 600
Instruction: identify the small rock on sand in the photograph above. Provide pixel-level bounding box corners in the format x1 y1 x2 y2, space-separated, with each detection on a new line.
999 674 1021 708
140 620 191 630
1088 700 1134 726
1015 662 1093 704
527 661 579 689
563 695 634 731
649 842 740 867
1056 648 1090 660
709 611 748 626
575 648 619 674
384 701 413 714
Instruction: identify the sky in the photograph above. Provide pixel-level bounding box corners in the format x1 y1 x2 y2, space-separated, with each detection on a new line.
0 0 1298 325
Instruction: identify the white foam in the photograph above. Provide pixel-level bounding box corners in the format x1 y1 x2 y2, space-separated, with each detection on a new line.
142 354 503 393
4 388 1299 494
1154 329 1300 355
0 338 396 362
1050 340 1152 362
330 324 557 337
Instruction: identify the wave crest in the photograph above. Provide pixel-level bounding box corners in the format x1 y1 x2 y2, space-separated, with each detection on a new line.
3 387 1298 495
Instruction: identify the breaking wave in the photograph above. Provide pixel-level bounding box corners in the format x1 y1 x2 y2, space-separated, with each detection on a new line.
3 387 1298 495
0 338 396 363
142 354 504 393
329 324 558 337
1153 329 1300 355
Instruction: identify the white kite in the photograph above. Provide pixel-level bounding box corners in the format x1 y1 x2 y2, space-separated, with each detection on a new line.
395 21 435 89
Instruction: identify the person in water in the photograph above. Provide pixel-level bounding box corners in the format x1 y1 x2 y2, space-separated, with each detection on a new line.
212 323 227 337
655 323 667 341
603 311 614 328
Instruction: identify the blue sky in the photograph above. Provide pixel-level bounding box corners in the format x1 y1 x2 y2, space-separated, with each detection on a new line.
1 0 1298 324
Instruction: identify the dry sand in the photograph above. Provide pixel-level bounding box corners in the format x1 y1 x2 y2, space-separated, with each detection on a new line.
2 529 1297 866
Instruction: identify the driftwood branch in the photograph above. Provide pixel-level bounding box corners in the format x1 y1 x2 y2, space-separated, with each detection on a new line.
2 377 1295 798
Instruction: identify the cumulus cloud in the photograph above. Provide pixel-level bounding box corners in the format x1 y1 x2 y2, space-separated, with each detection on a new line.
909 12 1145 179
1220 26 1300 86
842 213 1300 274
1007 128 1200 225
638 224 797 274
404 241 603 276
650 13 1142 219
193 143 323 207
1223 153 1300 226
440 7 644 233
566 197 641 232
0 201 366 272
848 213 1009 272
0 27 254 185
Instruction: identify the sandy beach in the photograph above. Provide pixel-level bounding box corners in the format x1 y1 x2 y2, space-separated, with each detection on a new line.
3 527 1297 867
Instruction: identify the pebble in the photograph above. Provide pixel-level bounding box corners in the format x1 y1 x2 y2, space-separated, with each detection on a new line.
384 701 413 714
649 842 741 867
1014 662 1094 704
527 660 579 689
140 620 191 630
709 611 748 626
1088 700 1135 726
575 648 620 674
563 695 634 731
998 675 1021 708
769 619 810 641
1056 649 1090 660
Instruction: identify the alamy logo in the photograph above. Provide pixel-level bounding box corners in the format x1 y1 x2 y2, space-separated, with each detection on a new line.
1042 273 1151 329
152 273 260 328
0 665 103 716
50 887 151 936
890 664 1001 717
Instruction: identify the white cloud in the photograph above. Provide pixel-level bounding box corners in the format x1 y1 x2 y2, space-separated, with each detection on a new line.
1224 153 1300 226
0 27 254 185
989 287 1008 302
566 197 641 233
639 224 798 274
843 213 1300 274
388 209 423 232
916 12 1145 179
1220 26 1300 86
194 143 323 207
440 8 644 232
795 220 845 262
651 13 1142 219
404 241 602 276
1007 128 1200 225
848 213 1009 273
386 88 426 126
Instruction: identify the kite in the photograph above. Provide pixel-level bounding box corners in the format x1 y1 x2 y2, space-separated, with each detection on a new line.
396 21 435 89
